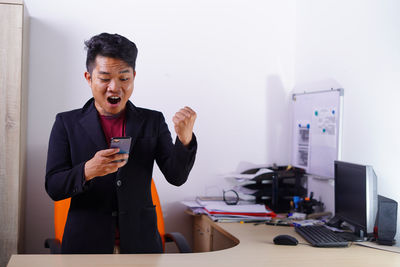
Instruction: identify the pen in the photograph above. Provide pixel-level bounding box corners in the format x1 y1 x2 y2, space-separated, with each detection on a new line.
265 222 293 227
243 220 269 223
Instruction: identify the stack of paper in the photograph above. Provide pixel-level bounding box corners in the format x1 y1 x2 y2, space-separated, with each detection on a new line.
223 168 274 202
181 162 278 222
181 199 276 222
204 202 274 221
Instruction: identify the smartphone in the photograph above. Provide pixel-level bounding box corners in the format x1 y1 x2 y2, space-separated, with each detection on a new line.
110 136 132 162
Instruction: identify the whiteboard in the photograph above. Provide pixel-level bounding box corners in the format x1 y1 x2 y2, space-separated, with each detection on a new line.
291 89 344 178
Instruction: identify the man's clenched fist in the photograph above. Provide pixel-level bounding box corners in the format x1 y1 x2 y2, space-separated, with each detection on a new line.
172 106 197 146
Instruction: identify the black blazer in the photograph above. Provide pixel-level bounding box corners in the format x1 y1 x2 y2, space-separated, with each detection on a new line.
45 98 197 254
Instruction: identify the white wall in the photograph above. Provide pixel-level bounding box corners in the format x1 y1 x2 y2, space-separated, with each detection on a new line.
23 0 296 253
24 0 399 254
295 0 400 244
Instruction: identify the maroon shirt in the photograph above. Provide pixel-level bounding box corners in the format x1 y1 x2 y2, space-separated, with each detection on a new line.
99 111 126 145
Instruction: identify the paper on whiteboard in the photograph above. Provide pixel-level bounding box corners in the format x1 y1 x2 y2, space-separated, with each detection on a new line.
308 107 338 177
311 107 337 148
295 121 310 168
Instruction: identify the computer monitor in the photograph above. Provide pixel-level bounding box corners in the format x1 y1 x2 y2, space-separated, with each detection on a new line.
331 160 378 237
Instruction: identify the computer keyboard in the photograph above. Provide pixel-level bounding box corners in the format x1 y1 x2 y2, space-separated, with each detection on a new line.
295 225 350 247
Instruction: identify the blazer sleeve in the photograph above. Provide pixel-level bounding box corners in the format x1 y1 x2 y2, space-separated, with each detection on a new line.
45 113 88 201
155 113 197 186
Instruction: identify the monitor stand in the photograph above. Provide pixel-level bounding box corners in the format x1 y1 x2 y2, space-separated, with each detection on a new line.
336 231 364 242
326 216 342 228
326 216 365 241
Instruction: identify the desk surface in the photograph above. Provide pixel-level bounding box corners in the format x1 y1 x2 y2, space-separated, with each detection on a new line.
8 217 400 267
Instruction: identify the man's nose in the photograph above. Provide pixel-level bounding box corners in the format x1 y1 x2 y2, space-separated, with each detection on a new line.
107 79 121 92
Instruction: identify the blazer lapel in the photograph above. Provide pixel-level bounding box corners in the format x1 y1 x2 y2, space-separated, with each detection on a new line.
79 99 108 150
125 100 144 147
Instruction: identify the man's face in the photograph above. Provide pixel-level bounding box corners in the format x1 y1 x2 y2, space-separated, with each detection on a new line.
84 56 136 116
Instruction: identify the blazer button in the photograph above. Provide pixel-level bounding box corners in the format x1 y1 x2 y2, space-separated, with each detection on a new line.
116 180 122 187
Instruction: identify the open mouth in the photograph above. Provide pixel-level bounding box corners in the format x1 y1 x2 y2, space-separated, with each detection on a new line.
107 96 121 105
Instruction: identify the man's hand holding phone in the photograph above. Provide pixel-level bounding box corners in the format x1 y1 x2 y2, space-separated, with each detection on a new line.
84 148 129 181
84 137 132 181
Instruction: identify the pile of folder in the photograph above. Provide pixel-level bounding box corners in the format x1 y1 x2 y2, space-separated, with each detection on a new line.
182 198 276 222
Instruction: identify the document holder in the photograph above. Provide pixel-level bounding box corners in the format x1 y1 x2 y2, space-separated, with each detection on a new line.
242 165 307 213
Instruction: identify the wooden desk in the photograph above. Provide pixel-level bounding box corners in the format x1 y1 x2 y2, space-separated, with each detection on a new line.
8 215 400 267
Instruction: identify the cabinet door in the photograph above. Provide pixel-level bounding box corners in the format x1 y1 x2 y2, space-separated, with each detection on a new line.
193 215 213 252
192 215 239 252
0 3 24 267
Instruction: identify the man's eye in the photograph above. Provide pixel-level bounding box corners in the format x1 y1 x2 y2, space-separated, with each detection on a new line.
100 78 110 82
120 78 130 82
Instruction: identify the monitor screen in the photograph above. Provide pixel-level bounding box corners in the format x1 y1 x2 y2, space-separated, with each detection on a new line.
334 161 377 235
335 162 366 229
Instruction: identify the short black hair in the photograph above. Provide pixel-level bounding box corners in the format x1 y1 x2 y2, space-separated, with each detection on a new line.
84 33 138 74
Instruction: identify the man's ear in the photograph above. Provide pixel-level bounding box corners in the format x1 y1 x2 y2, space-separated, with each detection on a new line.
84 71 92 85
133 71 136 79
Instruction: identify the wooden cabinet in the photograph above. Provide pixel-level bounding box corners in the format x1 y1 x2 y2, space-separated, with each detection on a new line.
0 0 28 266
192 214 213 252
190 213 239 252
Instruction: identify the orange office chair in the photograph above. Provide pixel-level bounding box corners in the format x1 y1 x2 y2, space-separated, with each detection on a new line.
45 179 192 253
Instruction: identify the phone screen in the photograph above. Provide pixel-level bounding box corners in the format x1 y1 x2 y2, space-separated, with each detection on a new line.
110 136 132 154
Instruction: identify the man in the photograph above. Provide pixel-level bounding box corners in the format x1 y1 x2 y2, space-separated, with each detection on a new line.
45 33 197 254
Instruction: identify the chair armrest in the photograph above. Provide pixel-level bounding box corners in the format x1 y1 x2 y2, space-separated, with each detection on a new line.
44 238 61 254
164 232 192 253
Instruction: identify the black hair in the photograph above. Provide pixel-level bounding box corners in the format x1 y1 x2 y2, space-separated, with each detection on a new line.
84 33 138 74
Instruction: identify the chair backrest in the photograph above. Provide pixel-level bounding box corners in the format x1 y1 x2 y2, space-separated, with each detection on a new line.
53 179 166 250
150 179 166 250
54 197 70 243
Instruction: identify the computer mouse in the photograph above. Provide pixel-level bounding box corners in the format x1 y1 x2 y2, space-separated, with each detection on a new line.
273 234 298 246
